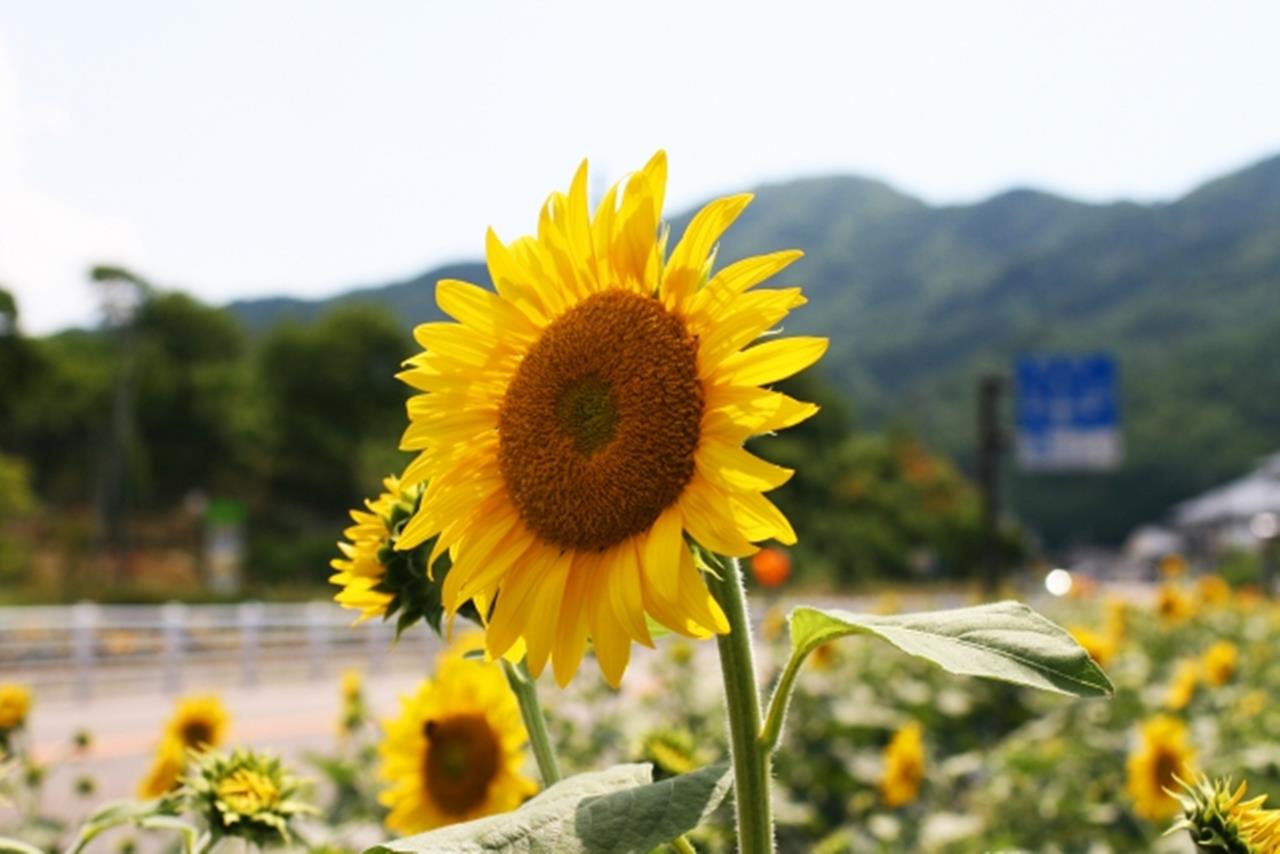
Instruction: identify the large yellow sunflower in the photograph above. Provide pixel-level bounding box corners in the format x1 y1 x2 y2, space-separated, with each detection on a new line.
138 694 231 798
396 152 825 686
378 653 537 833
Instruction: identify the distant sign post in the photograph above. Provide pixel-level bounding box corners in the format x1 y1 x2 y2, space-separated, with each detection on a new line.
1014 354 1122 472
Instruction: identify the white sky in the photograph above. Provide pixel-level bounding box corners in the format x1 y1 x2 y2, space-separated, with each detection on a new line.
2 1 1279 333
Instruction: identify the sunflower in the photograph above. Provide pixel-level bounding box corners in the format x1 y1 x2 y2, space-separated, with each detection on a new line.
881 721 925 808
1165 659 1200 711
1156 583 1195 623
378 652 537 833
331 475 428 623
183 748 315 846
139 694 230 798
1069 625 1115 667
1196 574 1232 607
1172 774 1280 853
1127 715 1195 821
1201 640 1239 687
0 684 31 732
396 152 825 686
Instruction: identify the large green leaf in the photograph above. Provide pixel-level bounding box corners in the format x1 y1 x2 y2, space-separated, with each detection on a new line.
789 601 1113 697
367 762 731 854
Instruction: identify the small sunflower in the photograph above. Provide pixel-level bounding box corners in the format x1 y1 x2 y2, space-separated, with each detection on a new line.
881 721 925 808
0 683 31 732
139 694 230 798
1069 625 1115 667
1165 659 1200 711
332 475 454 634
1196 574 1232 608
1171 774 1280 853
1127 715 1196 821
378 651 537 833
1104 596 1129 643
641 727 699 778
183 748 315 846
1201 641 1239 687
396 152 825 686
1157 583 1195 623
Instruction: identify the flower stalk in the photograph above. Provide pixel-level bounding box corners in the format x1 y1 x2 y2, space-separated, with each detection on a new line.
708 556 774 853
502 659 563 786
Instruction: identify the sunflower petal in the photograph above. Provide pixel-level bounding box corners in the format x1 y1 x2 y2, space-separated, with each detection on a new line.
717 336 829 386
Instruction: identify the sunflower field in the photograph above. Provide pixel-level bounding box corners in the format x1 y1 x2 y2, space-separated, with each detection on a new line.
3 577 1280 851
3 154 1279 853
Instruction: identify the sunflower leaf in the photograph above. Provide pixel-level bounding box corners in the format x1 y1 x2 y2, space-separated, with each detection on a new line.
365 762 731 854
788 601 1114 697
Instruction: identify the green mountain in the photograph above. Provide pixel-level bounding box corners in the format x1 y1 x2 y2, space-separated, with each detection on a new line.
228 155 1280 546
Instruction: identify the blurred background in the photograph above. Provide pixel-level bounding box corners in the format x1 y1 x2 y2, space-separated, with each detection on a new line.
2 1 1280 848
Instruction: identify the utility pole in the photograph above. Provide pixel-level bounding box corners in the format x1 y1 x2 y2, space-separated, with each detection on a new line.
977 373 1006 596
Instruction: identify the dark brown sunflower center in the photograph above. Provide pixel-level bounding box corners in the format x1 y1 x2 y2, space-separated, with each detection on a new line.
498 290 703 552
1153 749 1180 792
423 714 501 815
180 720 214 748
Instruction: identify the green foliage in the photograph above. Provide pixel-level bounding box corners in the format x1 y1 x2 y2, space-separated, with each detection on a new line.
231 154 1280 545
788 602 1113 699
754 374 1003 584
367 763 731 854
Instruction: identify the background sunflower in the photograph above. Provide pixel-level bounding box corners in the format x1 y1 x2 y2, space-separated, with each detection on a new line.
378 652 536 833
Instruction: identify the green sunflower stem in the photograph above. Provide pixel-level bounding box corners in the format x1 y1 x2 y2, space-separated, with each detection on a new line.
708 555 775 854
502 659 563 786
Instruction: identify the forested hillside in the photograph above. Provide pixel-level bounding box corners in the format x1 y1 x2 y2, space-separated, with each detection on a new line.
230 154 1280 545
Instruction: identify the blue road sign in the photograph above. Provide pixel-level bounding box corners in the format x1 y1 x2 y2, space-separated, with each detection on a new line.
1014 354 1122 472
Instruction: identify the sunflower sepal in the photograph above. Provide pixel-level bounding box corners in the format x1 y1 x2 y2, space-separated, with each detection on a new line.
1168 773 1280 853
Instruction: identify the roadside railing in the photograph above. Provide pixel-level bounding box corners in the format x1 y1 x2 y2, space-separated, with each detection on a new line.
0 601 441 702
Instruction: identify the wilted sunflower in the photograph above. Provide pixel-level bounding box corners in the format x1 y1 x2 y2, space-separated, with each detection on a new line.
378 652 537 833
1127 715 1195 821
881 721 925 808
138 694 230 798
396 152 825 686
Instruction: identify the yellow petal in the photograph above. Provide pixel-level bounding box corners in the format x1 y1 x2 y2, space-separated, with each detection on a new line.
436 279 538 341
678 478 758 558
523 550 573 678
552 554 593 687
728 491 797 546
663 194 753 308
696 440 794 492
639 505 684 606
716 336 829 387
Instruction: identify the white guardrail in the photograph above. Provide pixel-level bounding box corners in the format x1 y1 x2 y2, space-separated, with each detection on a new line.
0 602 443 702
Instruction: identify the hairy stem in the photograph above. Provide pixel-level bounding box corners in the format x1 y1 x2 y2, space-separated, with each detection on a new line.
502 658 563 785
708 556 774 853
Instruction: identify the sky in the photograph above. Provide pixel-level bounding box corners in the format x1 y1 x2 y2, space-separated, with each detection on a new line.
2 2 1280 333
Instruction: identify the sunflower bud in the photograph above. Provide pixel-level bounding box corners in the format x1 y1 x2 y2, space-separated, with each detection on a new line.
181 748 316 846
641 727 698 778
1169 774 1280 853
